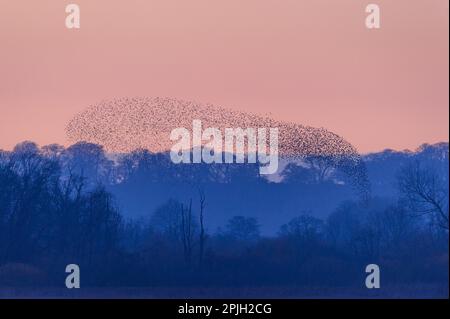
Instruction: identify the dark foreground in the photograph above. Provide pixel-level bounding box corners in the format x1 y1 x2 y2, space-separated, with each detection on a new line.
0 284 448 299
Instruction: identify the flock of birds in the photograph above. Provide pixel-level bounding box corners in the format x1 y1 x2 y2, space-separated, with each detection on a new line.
66 97 370 198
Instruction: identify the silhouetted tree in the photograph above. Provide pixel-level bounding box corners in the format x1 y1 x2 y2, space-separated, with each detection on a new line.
224 216 260 242
150 199 184 241
398 161 449 229
279 213 324 241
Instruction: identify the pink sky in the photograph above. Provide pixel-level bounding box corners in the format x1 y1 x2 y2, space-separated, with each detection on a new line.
0 0 448 153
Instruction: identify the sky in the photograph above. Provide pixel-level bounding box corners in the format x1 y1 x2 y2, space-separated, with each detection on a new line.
0 0 448 153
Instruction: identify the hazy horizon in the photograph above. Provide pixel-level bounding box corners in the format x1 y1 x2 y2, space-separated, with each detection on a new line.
0 137 448 155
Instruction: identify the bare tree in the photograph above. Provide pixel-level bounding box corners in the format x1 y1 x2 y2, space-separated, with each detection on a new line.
180 199 195 264
398 161 449 230
198 188 206 266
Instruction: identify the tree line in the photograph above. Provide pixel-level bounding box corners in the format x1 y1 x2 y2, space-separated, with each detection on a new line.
0 141 447 289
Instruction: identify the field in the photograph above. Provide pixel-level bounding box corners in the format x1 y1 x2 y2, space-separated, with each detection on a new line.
0 284 448 299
